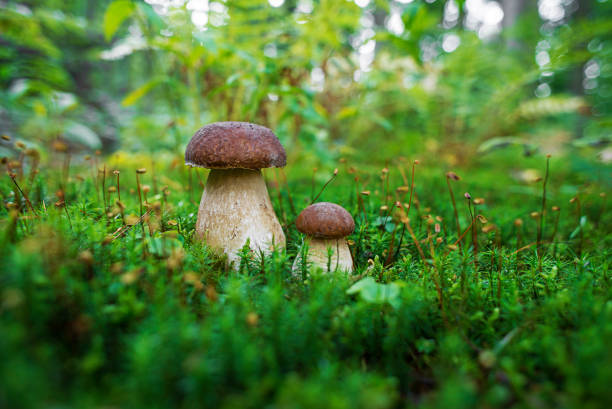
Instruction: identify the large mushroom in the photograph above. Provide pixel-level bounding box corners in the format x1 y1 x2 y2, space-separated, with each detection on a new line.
185 122 286 268
293 202 355 274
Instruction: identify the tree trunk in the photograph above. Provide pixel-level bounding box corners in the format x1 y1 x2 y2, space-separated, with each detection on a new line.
501 0 534 49
571 0 592 138
501 0 530 28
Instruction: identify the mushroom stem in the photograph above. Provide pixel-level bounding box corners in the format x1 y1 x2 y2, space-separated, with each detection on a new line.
195 168 285 268
292 237 353 275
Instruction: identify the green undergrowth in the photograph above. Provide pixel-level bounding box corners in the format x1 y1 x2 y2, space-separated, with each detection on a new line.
0 149 611 409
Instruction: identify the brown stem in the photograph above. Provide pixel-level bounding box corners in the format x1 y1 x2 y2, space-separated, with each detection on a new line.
64 205 73 232
356 177 368 223
384 216 399 267
391 161 419 260
446 177 462 249
512 240 551 255
537 156 550 272
63 152 71 187
496 230 502 305
550 210 560 257
447 218 476 251
407 161 418 214
136 172 145 237
466 198 478 272
310 168 338 204
405 220 426 265
405 219 446 323
101 166 107 216
111 210 152 241
114 170 125 226
573 196 583 259
10 174 36 215
136 171 148 259
25 154 39 195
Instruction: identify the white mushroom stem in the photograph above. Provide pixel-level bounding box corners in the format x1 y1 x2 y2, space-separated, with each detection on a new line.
195 168 285 269
292 237 353 275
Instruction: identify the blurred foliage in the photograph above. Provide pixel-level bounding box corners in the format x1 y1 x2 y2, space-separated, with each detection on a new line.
1 0 611 166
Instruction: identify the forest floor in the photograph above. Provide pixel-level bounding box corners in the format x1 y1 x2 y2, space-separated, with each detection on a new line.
0 147 610 409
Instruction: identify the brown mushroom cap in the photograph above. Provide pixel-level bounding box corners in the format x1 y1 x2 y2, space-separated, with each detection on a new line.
185 122 286 169
296 202 355 239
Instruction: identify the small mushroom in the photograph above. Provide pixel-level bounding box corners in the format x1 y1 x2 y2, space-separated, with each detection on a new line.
185 122 286 268
293 202 355 274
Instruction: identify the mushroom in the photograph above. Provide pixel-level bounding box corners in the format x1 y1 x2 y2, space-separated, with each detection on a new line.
293 202 355 274
185 122 286 268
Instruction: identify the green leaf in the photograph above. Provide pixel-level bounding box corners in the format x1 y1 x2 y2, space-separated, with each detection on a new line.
335 106 358 120
572 136 611 148
137 2 164 31
103 0 135 42
226 73 241 85
477 137 537 154
63 121 101 149
569 225 582 239
193 31 218 55
402 4 438 35
121 79 161 107
373 114 393 131
149 237 182 258
516 96 586 119
347 278 402 309
374 216 395 233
